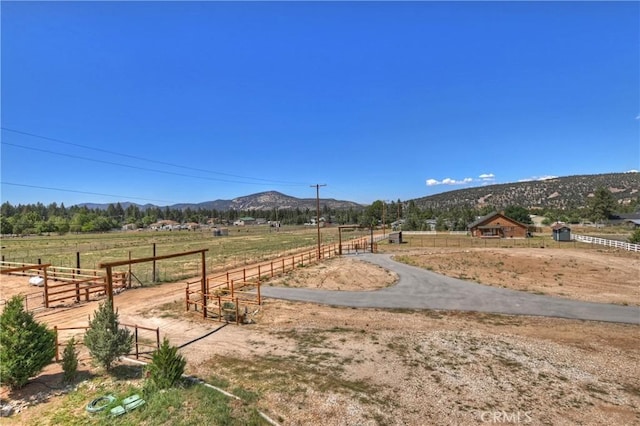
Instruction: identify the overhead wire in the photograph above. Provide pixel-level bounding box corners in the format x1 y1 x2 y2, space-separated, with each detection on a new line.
1 182 178 204
2 141 305 186
0 127 309 186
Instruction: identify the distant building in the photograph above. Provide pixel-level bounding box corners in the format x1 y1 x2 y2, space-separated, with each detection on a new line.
388 231 403 244
551 223 572 241
609 212 640 227
468 212 529 238
233 217 256 226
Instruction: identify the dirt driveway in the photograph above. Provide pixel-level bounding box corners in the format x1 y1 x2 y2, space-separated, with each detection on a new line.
2 246 639 425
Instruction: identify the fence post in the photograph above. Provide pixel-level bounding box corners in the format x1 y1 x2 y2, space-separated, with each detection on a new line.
201 250 207 319
155 327 160 351
185 286 189 311
235 298 239 325
257 281 261 305
54 326 59 362
135 326 139 359
202 292 206 319
152 243 156 283
43 267 49 308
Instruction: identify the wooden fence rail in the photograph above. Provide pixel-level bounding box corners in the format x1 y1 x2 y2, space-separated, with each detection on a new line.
185 236 376 322
53 323 160 361
1 261 128 309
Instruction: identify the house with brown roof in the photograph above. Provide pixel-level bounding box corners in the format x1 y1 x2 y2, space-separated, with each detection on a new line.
468 211 529 238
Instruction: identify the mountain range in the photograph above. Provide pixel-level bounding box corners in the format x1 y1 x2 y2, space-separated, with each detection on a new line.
77 172 639 212
78 191 363 212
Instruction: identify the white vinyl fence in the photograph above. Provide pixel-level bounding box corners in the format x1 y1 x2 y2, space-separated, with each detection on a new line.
572 234 639 252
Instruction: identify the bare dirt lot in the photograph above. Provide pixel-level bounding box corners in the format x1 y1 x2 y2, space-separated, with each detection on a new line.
2 247 639 425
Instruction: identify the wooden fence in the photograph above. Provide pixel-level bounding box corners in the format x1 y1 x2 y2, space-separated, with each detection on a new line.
185 236 376 322
572 234 639 252
53 323 160 361
1 261 127 308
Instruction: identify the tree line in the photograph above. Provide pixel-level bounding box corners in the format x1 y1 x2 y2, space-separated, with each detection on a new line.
0 187 632 235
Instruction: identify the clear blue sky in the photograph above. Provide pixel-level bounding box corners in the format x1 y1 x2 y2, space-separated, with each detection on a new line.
2 1 638 207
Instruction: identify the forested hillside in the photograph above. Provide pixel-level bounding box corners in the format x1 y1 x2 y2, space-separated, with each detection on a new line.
412 173 639 211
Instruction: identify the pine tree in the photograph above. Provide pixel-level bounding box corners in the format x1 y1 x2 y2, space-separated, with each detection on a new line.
0 295 56 389
83 300 132 371
588 187 616 225
629 228 640 244
145 337 186 390
62 337 79 383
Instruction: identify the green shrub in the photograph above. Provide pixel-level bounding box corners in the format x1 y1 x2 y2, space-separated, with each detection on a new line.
0 295 56 389
629 228 640 244
84 300 132 371
62 337 79 383
145 337 186 390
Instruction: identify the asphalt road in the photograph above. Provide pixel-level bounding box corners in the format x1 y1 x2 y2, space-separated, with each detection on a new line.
259 253 640 325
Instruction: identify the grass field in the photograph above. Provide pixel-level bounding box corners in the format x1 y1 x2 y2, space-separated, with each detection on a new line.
1 225 632 284
0 225 372 283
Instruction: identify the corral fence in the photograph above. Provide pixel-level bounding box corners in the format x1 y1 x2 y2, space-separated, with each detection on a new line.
1 261 128 309
185 236 376 322
572 234 639 252
0 290 46 312
53 323 160 362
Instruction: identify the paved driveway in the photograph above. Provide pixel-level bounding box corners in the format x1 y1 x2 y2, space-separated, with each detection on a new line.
259 253 640 324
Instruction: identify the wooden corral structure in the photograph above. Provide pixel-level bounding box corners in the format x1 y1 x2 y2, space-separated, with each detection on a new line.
1 261 127 309
185 236 375 323
338 226 377 255
99 248 208 312
468 212 529 239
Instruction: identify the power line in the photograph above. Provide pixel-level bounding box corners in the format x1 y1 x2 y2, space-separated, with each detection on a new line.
2 141 304 186
1 182 178 204
0 127 308 186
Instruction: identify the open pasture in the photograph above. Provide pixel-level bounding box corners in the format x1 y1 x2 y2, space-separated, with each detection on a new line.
1 225 371 285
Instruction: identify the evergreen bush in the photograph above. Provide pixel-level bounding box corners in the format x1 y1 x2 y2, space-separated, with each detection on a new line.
145 337 186 390
83 300 132 371
0 295 56 389
62 337 79 383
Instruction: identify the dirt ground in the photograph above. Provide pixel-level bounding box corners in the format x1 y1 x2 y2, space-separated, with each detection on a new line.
1 246 639 425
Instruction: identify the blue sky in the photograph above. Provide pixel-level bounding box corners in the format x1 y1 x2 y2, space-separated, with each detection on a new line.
1 1 638 207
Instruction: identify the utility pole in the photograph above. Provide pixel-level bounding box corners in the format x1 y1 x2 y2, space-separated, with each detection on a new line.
382 201 386 237
311 184 326 259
